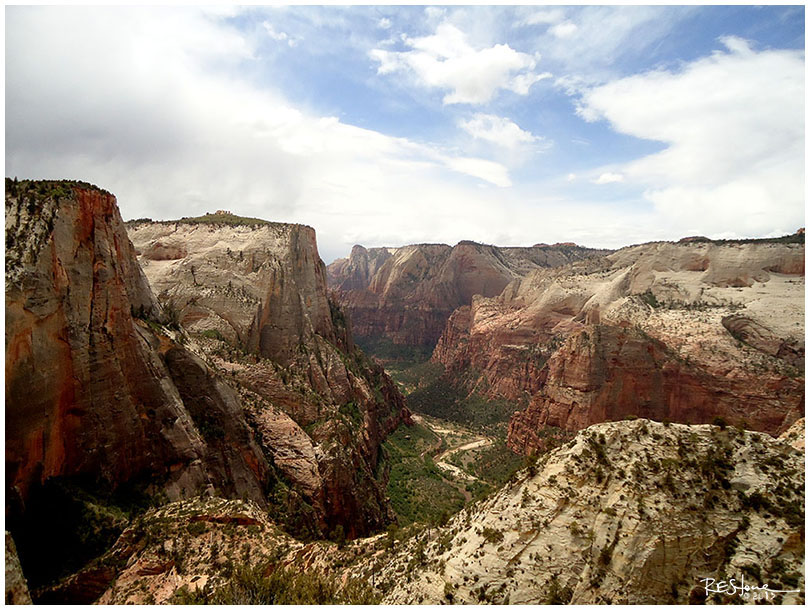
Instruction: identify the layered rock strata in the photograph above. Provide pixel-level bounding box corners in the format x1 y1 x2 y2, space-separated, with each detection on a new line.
326 241 610 353
128 214 410 538
5 182 268 506
427 239 804 448
379 420 805 604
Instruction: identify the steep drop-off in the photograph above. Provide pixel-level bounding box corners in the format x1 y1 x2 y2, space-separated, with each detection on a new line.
5 181 275 593
379 419 805 604
85 420 804 605
326 241 610 356
127 214 410 539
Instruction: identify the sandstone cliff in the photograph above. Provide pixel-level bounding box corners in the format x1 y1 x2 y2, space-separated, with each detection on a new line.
378 419 805 604
326 241 610 355
428 239 804 447
127 214 410 539
5 182 274 504
5 180 278 594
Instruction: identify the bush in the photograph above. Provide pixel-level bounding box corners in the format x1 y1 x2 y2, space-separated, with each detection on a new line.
481 526 503 544
172 563 379 604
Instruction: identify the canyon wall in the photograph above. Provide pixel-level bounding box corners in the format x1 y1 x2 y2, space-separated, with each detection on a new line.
327 241 610 354
5 182 268 506
127 214 410 538
427 239 804 450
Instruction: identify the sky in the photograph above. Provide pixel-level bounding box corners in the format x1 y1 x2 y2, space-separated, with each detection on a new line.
5 4 805 263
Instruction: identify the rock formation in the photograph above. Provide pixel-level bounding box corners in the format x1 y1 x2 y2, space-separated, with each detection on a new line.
5 532 32 604
85 420 805 605
5 180 279 595
427 239 804 448
378 420 805 604
5 181 269 505
127 213 410 539
326 241 610 356
5 183 407 601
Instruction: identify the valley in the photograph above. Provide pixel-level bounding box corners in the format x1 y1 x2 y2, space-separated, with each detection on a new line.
4 180 805 605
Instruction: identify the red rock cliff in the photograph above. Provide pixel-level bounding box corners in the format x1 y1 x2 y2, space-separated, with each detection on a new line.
427 240 804 453
327 241 610 354
5 182 274 508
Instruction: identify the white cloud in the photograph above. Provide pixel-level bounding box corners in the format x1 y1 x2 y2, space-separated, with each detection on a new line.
370 22 550 105
577 36 804 236
377 17 391 30
442 157 512 187
593 172 624 184
550 21 578 39
263 21 296 47
566 173 577 182
534 6 693 82
521 9 566 26
458 113 540 150
5 6 518 264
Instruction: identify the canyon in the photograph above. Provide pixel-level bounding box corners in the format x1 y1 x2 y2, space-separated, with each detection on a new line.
4 179 804 605
54 420 806 605
326 241 610 358
5 183 407 601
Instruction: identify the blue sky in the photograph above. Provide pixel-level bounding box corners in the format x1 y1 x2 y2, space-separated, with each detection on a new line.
5 4 805 262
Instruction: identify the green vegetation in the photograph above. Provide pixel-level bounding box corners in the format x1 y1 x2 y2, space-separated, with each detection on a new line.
703 233 804 245
5 177 112 199
385 360 444 393
355 335 434 363
640 289 660 308
171 563 379 604
126 210 278 228
7 475 166 591
407 377 518 428
379 424 465 526
199 329 225 341
447 437 523 488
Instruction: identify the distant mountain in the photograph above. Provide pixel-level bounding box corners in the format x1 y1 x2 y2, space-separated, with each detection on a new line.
424 238 805 448
326 241 610 359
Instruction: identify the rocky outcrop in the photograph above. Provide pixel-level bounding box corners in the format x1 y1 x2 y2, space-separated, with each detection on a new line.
5 532 32 604
5 180 284 597
326 241 610 355
507 324 803 453
378 419 805 604
128 215 410 539
429 239 804 448
5 181 234 504
779 417 805 452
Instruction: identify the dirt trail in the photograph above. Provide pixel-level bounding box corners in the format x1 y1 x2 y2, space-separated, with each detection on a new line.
412 415 494 490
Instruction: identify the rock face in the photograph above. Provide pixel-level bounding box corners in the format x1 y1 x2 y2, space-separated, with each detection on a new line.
5 181 281 595
127 215 410 539
5 181 264 505
326 241 610 354
428 239 804 448
5 532 32 604
378 420 805 604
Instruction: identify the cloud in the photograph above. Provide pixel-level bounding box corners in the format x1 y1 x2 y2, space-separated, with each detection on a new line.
530 6 693 82
593 172 624 184
566 173 577 182
458 113 541 150
549 21 578 39
5 6 522 264
577 36 804 236
370 22 550 104
520 9 566 26
377 17 391 30
263 21 296 47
